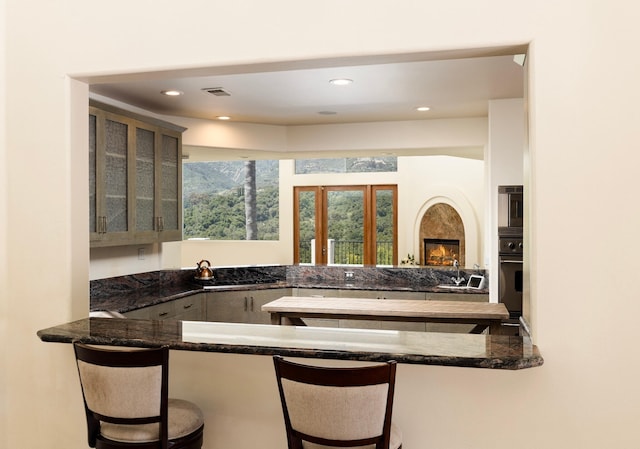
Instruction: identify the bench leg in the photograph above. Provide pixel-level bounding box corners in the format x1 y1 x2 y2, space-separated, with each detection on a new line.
489 322 503 335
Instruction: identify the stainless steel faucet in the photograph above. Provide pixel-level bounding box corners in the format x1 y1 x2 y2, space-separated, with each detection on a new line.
451 259 466 286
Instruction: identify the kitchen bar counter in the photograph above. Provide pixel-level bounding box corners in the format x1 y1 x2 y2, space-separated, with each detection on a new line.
37 317 543 370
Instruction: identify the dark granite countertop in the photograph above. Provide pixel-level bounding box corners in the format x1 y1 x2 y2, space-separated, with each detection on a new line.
91 282 292 314
37 318 543 370
92 282 488 314
90 266 489 314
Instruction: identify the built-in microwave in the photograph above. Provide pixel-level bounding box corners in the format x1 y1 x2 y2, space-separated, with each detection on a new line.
498 185 523 234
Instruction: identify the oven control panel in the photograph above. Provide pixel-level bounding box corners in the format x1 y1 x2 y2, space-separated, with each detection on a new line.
499 237 523 255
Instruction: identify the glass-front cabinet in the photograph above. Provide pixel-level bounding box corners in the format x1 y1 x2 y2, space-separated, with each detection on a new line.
89 101 185 247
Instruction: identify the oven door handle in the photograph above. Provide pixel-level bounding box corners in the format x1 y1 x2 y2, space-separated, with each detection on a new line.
500 259 523 264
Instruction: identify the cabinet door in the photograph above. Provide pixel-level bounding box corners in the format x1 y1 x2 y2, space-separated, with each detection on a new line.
122 295 204 321
123 301 174 320
133 122 157 242
206 291 248 323
157 131 182 241
122 307 151 319
90 108 133 246
205 288 292 324
246 288 291 324
172 294 205 321
133 123 182 243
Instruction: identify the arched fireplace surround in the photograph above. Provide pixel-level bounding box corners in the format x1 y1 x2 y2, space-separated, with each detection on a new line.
419 203 466 267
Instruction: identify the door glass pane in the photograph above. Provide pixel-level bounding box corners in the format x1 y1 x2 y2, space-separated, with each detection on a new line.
327 190 364 265
136 127 155 231
161 135 179 231
89 114 96 233
297 190 316 264
104 118 128 232
375 189 394 266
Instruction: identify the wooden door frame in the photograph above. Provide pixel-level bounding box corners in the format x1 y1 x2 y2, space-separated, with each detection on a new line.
294 185 397 266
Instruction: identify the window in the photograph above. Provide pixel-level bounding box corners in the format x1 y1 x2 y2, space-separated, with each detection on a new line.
295 156 397 174
182 160 279 240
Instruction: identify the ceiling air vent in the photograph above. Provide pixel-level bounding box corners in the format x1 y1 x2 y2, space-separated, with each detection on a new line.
203 87 231 96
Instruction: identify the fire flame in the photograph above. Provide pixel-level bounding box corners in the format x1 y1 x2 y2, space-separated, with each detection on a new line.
427 244 457 266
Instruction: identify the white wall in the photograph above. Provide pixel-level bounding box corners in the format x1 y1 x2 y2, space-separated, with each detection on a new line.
89 244 164 280
4 1 640 449
487 98 526 301
0 0 7 441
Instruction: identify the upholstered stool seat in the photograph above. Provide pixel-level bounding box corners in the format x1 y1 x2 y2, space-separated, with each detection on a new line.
100 399 204 443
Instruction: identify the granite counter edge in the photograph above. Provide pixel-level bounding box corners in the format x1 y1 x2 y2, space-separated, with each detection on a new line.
37 319 544 371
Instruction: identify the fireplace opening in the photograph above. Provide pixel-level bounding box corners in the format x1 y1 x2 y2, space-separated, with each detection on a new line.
423 238 460 266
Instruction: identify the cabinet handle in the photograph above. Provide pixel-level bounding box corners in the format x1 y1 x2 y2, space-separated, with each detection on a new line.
158 312 168 317
183 303 193 309
250 296 254 311
244 297 248 312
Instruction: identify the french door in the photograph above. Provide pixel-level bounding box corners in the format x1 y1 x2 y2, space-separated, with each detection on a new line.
294 185 397 266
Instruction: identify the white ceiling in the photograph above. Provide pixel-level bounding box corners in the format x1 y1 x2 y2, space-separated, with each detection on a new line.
89 51 525 127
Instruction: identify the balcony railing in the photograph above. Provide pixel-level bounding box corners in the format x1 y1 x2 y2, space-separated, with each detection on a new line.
298 240 393 265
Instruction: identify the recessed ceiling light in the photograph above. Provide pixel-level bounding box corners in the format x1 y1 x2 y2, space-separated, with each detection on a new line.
161 90 183 96
416 106 431 112
217 116 231 120
329 78 353 86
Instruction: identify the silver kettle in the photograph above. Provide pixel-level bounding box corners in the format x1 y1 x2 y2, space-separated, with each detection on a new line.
195 259 214 280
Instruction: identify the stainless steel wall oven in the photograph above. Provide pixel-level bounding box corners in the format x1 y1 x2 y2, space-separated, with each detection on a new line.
498 236 523 319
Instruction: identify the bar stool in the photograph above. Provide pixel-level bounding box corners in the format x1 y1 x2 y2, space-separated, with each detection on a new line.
73 343 204 449
273 355 402 449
